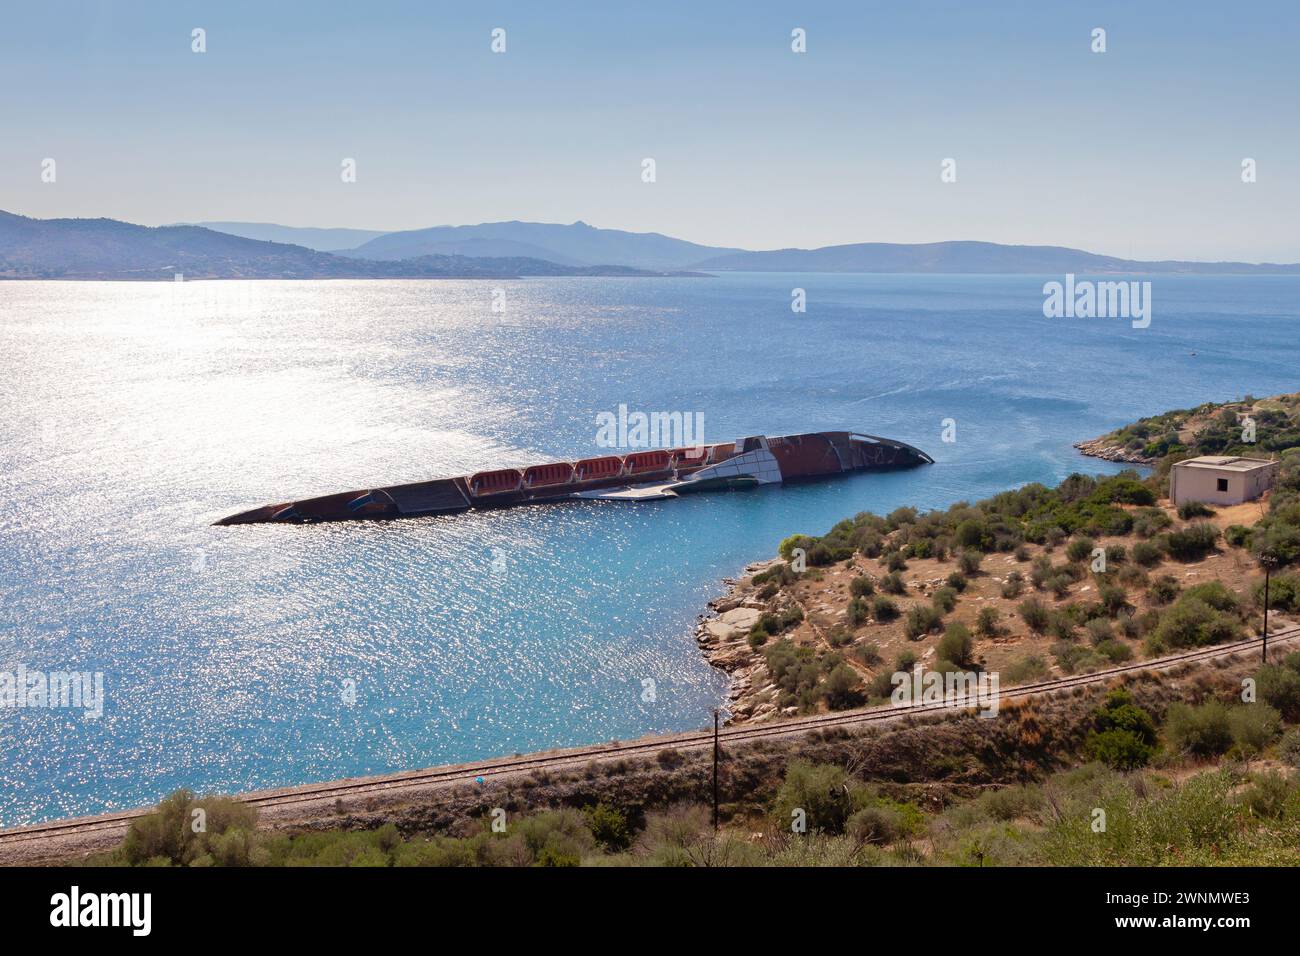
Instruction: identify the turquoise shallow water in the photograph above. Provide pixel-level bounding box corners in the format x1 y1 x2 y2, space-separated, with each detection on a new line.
1 273 1298 826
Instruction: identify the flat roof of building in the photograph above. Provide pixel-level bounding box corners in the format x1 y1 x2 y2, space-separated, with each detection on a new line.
1172 455 1277 472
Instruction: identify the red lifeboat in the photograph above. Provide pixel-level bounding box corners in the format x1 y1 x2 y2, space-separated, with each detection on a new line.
624 450 673 478
468 468 523 498
574 455 625 483
523 461 575 489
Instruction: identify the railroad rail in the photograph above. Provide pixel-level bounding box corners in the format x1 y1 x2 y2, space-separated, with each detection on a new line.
2 625 1296 862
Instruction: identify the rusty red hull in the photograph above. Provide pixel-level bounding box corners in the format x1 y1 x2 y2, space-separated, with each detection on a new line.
215 431 932 525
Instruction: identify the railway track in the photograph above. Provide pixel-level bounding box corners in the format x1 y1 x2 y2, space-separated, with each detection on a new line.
2 625 1296 860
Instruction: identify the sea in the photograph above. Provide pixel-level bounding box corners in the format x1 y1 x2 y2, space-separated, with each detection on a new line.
2 272 1297 826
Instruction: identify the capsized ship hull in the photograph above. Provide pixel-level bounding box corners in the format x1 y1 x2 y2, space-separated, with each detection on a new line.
215 431 933 525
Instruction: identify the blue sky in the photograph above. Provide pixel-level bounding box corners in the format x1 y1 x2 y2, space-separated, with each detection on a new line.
1 0 1297 260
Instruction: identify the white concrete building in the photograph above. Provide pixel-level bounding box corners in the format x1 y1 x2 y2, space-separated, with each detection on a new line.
1169 456 1279 507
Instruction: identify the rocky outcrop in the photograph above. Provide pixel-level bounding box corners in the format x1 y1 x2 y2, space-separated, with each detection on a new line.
1072 436 1157 465
694 559 784 723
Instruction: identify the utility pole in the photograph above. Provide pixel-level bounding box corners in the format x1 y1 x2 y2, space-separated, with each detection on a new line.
712 709 720 831
1261 553 1279 664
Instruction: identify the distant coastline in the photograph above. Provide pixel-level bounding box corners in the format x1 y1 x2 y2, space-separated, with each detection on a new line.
5 209 1299 282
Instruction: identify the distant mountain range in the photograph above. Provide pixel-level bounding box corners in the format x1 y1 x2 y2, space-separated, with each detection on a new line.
341 220 743 270
4 209 1298 279
0 212 690 280
184 222 387 252
688 241 1300 275
199 218 1300 275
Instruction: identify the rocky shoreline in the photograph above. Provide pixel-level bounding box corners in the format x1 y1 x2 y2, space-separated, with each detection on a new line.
693 557 785 724
1072 436 1157 465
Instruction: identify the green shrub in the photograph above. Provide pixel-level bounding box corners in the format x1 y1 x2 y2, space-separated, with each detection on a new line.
1053 642 1103 675
1178 500 1215 520
957 551 983 575
883 551 908 572
849 574 875 598
846 806 908 846
904 604 943 640
886 506 919 530
1066 536 1096 563
1147 596 1240 652
1183 580 1239 613
1166 701 1234 757
1239 771 1294 819
1046 574 1073 599
931 586 958 613
1000 571 1025 599
1256 664 1300 721
1117 563 1149 588
1116 611 1140 639
1019 597 1051 633
1030 556 1052 589
1098 584 1129 617
946 570 968 592
583 803 633 851
821 664 866 710
854 642 882 666
1047 612 1077 641
1163 523 1220 561
121 791 259 867
871 595 900 621
953 518 991 551
1131 540 1163 567
1224 524 1254 548
1254 573 1300 612
1278 728 1300 768
772 762 856 835
1088 729 1153 769
846 598 870 626
1148 575 1181 605
936 623 975 668
1084 617 1114 645
778 534 816 562
826 626 854 648
881 572 907 595
763 640 823 707
1095 639 1133 664
976 607 1001 638
1134 508 1173 538
1004 655 1048 684
1228 704 1281 758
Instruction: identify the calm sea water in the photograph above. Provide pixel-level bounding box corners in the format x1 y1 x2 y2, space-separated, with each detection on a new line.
2 273 1298 826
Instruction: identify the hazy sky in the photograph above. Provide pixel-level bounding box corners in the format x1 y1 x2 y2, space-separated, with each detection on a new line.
2 1 1297 260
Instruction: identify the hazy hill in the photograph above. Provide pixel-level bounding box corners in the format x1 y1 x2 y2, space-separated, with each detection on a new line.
10 211 1297 278
0 211 682 279
346 220 741 270
689 240 1300 274
185 222 387 252
353 236 588 266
